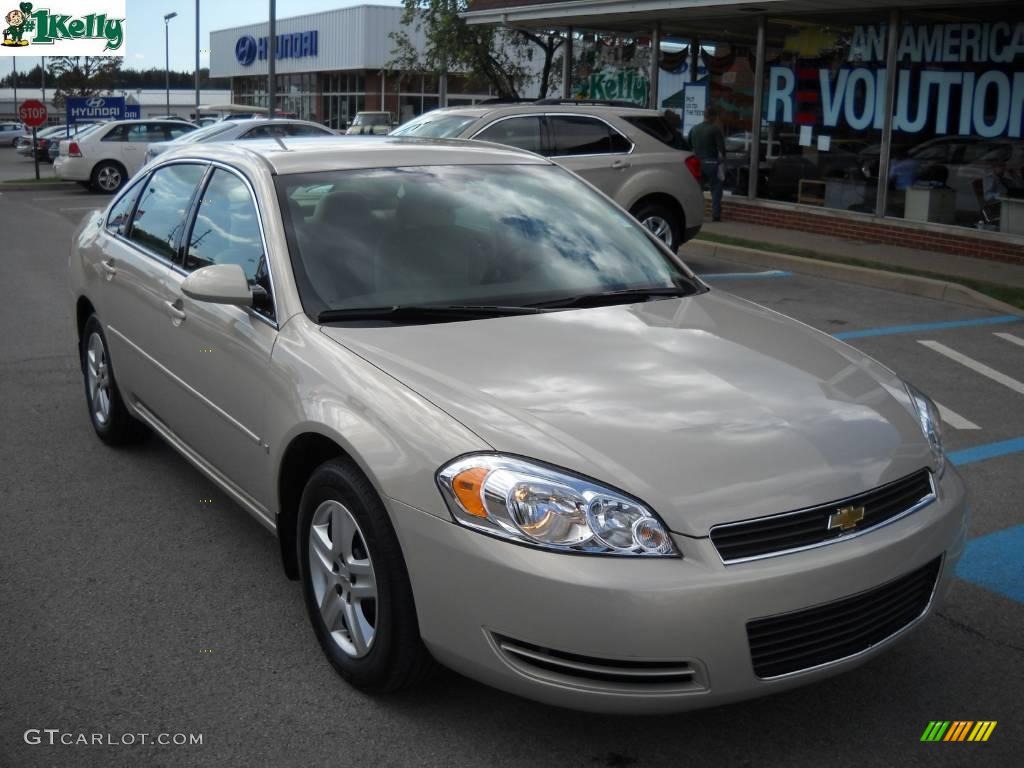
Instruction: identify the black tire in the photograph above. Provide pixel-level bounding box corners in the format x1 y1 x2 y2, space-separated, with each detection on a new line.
80 315 148 445
91 160 126 194
298 458 435 693
631 199 683 252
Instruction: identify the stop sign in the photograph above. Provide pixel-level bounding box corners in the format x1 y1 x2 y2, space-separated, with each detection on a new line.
18 100 48 128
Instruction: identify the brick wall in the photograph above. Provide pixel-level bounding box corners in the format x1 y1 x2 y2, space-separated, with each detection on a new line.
708 198 1024 266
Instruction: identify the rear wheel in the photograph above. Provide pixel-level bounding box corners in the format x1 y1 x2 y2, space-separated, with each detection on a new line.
298 458 435 692
631 200 683 252
80 315 147 444
91 161 126 194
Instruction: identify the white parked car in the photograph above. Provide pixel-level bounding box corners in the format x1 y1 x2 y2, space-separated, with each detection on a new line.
54 119 197 192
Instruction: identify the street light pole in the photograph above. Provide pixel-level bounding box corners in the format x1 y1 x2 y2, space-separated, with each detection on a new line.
194 0 200 121
164 12 178 117
267 0 276 119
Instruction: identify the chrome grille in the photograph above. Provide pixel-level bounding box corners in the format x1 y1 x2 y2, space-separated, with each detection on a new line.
710 469 934 563
746 557 941 679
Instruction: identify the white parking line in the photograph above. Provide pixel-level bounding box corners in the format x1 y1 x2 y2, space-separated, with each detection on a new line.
934 402 981 430
919 340 1024 396
994 332 1024 349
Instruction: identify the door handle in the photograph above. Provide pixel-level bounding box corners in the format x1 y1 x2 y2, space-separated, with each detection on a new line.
100 259 117 278
164 299 186 324
611 159 631 170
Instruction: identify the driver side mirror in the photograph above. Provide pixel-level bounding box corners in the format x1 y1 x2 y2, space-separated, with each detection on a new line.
181 264 253 307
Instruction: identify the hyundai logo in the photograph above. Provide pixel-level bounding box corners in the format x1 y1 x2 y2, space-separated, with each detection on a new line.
86 97 106 109
235 35 257 66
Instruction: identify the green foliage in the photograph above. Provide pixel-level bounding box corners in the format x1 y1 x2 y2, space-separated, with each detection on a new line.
45 56 123 108
391 0 563 99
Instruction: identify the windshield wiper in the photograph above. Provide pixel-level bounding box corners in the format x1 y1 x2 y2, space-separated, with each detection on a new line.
317 304 547 323
528 286 692 310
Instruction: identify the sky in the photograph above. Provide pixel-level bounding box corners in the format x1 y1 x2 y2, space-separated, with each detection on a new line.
2 0 400 77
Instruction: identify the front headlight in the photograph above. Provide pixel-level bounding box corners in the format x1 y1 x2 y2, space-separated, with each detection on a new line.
905 382 944 476
437 455 678 557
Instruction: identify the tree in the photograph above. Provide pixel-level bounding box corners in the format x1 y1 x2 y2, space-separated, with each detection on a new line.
391 0 563 100
47 56 122 109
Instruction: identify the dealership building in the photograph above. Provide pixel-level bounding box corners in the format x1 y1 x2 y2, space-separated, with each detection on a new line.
209 4 551 129
463 0 1024 261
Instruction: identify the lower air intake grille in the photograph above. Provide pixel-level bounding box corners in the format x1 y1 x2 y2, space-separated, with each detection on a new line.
746 557 942 679
493 634 705 691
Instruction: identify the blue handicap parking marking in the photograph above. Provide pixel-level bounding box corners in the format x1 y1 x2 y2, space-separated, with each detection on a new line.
949 437 1024 466
955 525 1024 604
833 315 1020 340
700 270 792 280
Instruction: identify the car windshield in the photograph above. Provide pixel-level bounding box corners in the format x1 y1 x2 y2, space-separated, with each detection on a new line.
352 113 390 126
277 164 698 322
390 113 478 138
171 121 237 143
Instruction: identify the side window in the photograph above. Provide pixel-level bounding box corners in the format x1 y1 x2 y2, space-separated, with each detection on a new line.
550 116 631 156
242 125 287 139
106 181 144 237
186 169 266 287
129 164 206 261
474 116 543 154
285 124 330 137
165 124 193 140
101 125 128 142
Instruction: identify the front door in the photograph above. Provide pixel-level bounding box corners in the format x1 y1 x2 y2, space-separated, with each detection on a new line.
95 163 207 423
157 167 277 509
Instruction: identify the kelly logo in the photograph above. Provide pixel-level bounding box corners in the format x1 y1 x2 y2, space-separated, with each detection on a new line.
1 1 125 54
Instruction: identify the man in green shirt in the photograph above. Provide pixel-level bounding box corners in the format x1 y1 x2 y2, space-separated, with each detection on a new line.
688 105 726 221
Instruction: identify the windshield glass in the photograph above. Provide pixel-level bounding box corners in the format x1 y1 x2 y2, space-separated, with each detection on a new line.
390 113 477 138
277 164 697 320
174 121 236 143
352 113 390 126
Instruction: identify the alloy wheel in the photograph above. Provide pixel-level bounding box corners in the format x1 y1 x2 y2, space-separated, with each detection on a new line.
308 500 378 658
97 166 122 192
85 332 112 426
642 215 673 247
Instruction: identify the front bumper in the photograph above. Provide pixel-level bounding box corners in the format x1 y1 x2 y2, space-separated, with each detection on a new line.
390 468 967 713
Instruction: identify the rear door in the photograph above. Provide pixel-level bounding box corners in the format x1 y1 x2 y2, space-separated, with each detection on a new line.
92 162 208 423
545 114 634 199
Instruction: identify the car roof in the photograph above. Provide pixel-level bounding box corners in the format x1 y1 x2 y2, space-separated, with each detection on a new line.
156 136 551 175
104 119 194 126
418 103 668 120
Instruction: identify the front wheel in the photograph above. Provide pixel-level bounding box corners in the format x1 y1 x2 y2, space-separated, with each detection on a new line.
298 458 435 692
631 200 683 252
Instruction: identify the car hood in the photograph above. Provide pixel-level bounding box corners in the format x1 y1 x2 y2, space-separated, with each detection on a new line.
319 292 932 537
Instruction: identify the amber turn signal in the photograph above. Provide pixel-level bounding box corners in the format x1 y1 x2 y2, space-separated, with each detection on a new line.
452 466 489 518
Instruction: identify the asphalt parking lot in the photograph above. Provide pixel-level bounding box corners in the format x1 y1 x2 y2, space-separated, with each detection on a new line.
1 159 1022 767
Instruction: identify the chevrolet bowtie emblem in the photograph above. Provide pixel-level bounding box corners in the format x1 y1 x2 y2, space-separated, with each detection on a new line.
828 505 865 531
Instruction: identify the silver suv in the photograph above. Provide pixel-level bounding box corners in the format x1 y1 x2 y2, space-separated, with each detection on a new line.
392 101 704 250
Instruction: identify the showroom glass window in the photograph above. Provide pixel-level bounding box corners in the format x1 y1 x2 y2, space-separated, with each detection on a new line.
759 14 888 214
886 8 1024 232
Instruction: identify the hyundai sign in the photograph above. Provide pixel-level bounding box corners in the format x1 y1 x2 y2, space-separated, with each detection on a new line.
235 30 318 66
66 96 127 123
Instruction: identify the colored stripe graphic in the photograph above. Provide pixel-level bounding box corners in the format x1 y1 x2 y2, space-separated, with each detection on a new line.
945 721 972 741
921 721 950 741
920 721 997 742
